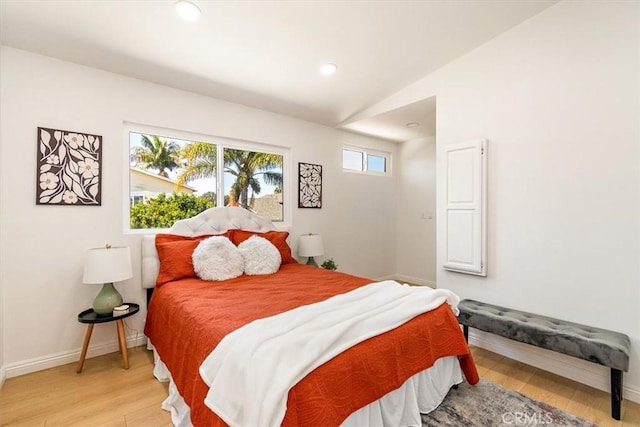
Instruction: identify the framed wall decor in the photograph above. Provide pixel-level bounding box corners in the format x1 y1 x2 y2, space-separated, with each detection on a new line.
298 162 322 208
36 127 102 205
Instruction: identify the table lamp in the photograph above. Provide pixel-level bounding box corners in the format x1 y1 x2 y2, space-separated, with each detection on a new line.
83 244 133 316
298 234 324 267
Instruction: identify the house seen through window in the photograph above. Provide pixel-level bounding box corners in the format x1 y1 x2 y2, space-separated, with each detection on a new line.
129 131 284 229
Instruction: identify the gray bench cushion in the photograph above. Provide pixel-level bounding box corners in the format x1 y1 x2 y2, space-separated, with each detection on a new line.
458 299 630 372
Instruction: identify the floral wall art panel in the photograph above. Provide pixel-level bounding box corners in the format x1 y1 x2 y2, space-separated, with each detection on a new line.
298 162 322 208
36 127 102 205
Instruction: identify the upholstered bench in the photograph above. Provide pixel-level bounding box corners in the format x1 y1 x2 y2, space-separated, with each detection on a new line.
457 299 631 420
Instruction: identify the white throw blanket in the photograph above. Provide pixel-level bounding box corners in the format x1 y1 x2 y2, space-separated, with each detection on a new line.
199 280 460 427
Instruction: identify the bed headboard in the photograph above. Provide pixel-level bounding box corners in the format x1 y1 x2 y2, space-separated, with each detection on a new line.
141 207 278 289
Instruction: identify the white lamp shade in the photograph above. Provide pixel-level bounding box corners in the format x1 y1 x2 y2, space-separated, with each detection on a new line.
83 246 133 284
298 234 324 257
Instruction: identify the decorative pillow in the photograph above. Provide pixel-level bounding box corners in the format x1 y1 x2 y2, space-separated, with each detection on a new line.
192 236 244 281
155 231 234 286
238 236 281 275
231 230 296 264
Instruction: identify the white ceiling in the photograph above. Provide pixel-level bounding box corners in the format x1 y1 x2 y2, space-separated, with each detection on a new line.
0 0 557 142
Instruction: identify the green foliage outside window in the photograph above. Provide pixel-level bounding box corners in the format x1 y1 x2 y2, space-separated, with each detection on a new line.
130 193 214 229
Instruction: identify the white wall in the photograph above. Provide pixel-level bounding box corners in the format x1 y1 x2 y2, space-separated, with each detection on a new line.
358 1 640 401
0 47 397 376
395 136 437 286
0 45 4 386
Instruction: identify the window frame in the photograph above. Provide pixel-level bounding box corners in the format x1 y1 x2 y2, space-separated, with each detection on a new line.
123 122 291 233
342 145 392 176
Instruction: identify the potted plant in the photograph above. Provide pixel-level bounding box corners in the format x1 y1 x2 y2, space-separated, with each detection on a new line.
321 258 338 271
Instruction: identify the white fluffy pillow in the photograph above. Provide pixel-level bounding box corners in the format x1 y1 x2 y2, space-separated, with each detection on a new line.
193 236 244 281
238 235 281 275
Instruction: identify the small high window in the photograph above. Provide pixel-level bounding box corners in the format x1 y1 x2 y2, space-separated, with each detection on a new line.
342 147 390 175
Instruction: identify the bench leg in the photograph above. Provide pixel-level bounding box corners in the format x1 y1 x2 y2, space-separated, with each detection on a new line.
611 368 622 420
463 325 469 342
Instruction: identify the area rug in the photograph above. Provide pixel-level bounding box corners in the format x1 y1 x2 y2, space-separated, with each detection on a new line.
422 379 598 427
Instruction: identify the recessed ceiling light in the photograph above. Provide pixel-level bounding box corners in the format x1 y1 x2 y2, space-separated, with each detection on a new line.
319 63 338 76
175 0 201 22
406 122 420 128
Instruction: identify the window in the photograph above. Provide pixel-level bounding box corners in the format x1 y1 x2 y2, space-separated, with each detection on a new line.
126 125 287 230
342 147 390 175
367 154 387 173
342 149 363 172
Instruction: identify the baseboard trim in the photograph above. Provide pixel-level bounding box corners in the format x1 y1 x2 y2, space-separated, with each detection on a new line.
4 334 147 379
380 274 436 288
469 330 640 404
0 365 6 389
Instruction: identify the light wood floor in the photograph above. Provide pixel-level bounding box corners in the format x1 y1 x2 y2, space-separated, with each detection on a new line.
0 347 172 426
1 345 639 426
472 347 640 427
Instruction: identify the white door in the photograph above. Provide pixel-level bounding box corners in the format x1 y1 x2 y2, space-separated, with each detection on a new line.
442 139 487 276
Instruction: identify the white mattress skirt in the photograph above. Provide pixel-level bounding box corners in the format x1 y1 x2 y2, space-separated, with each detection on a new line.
150 344 462 427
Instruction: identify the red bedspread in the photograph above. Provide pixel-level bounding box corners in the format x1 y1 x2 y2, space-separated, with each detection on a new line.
145 264 478 426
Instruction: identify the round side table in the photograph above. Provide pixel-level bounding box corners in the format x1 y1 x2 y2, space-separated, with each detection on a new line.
76 303 140 373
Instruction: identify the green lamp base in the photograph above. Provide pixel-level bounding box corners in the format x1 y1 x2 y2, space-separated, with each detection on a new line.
93 282 123 316
306 257 319 267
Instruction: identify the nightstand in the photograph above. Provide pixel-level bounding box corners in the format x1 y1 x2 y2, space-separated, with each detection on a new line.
76 303 140 373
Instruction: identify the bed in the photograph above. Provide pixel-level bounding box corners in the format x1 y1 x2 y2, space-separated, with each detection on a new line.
142 207 478 426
